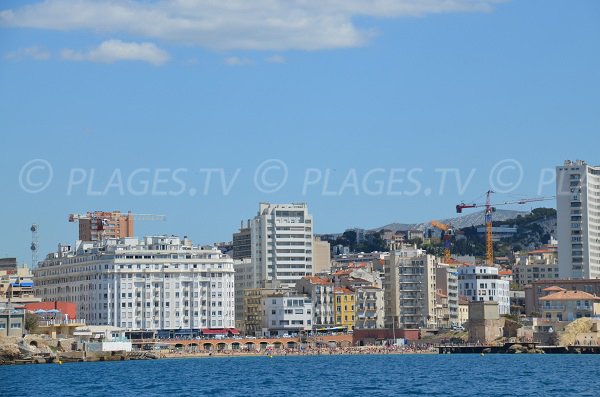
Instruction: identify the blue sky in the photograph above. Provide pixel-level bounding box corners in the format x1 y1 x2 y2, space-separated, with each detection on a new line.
1 0 599 264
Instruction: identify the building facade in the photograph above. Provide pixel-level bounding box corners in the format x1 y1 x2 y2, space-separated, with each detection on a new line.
457 266 510 315
0 265 40 308
540 289 600 322
242 287 280 336
295 276 335 329
556 160 600 279
33 236 235 335
232 221 252 260
262 291 312 336
334 287 355 331
0 258 17 272
354 286 384 329
514 246 559 287
0 308 24 337
250 203 314 288
384 247 437 329
524 279 600 315
71 211 134 242
436 263 459 327
233 258 255 331
313 237 332 274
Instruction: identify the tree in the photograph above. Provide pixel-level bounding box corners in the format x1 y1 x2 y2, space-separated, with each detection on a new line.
24 313 39 334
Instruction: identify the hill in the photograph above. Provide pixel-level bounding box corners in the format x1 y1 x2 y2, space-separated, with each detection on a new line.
373 209 529 232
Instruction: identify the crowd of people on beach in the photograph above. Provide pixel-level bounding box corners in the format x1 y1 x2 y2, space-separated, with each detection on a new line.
163 344 437 358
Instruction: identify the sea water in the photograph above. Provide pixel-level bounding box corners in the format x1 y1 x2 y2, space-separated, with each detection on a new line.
1 354 599 396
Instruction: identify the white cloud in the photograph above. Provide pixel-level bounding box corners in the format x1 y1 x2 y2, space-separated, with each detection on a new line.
61 40 169 65
0 0 506 51
266 55 286 64
224 56 254 66
4 46 50 61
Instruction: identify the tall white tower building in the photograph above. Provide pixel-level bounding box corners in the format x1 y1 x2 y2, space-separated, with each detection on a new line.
250 203 314 288
557 160 600 279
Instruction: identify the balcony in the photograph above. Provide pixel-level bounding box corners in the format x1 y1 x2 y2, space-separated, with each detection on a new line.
543 305 565 311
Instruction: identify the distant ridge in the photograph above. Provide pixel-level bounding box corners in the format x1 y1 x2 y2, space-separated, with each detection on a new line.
372 209 529 232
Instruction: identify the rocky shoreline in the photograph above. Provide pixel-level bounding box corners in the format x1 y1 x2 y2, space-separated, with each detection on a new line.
0 336 158 365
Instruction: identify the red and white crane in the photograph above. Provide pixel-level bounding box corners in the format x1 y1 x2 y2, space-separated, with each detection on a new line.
456 191 554 265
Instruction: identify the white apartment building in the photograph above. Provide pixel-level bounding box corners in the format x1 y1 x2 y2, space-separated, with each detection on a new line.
262 292 312 336
33 236 235 336
384 246 437 329
295 276 335 329
436 263 459 327
556 160 600 279
457 266 510 315
355 286 385 329
251 203 314 288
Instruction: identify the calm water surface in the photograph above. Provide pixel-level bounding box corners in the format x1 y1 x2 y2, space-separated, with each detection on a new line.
1 354 599 396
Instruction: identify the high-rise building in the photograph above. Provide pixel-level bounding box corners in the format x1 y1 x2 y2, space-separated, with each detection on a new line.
436 263 459 327
0 258 17 273
232 221 252 260
250 203 314 288
312 237 331 274
33 236 235 336
384 246 437 329
71 211 134 242
233 258 254 331
556 160 600 279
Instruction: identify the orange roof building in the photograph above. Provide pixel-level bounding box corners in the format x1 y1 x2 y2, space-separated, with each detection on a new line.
540 290 600 321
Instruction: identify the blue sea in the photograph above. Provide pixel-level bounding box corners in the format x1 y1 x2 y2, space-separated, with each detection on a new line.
2 354 599 396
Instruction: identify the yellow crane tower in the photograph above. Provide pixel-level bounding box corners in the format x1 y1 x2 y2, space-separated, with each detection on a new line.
431 220 454 263
456 191 554 266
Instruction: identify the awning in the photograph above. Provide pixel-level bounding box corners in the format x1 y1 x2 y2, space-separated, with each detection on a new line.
201 329 228 335
228 328 240 335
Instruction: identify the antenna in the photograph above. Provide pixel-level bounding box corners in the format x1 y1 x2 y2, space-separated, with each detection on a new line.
31 224 39 268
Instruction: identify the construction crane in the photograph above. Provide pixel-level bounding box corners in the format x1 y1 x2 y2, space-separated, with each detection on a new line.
456 191 554 266
430 220 454 262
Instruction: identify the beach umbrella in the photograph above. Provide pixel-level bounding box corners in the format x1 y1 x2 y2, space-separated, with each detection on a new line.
34 309 47 314
47 309 60 314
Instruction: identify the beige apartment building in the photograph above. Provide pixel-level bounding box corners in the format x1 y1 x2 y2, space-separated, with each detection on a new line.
384 246 437 329
514 245 559 287
540 289 600 322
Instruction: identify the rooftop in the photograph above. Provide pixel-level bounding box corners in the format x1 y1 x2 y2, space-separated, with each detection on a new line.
540 290 600 302
303 276 332 286
543 286 566 292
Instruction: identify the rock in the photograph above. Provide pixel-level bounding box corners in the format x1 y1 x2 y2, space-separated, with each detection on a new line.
508 344 527 354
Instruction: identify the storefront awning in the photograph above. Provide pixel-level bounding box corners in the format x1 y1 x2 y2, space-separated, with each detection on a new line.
202 329 228 335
